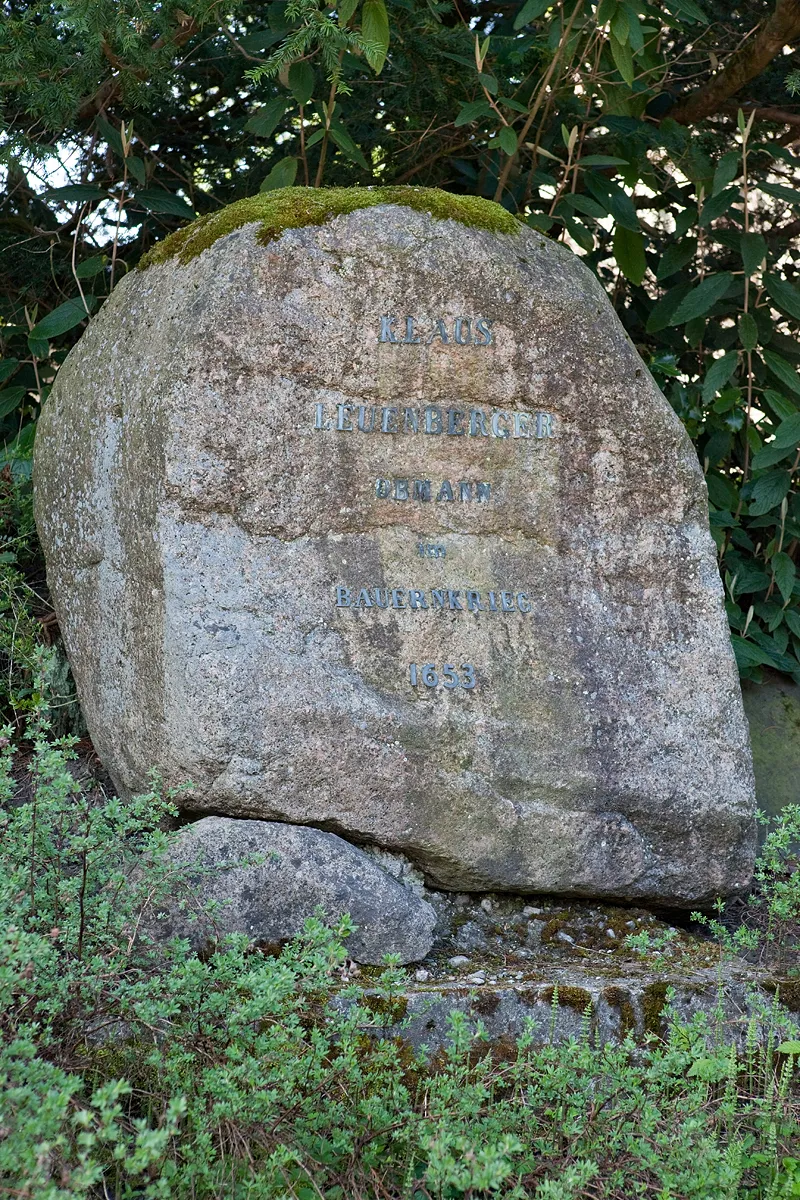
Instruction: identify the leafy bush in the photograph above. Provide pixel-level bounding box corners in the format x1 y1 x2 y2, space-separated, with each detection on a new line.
2 714 800 1199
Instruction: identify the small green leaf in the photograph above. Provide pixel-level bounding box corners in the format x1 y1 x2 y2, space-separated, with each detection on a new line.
479 72 499 95
772 411 800 449
761 181 800 208
560 193 607 219
656 238 697 281
0 387 27 418
668 273 733 326
749 470 792 516
0 359 19 384
699 187 737 227
738 312 758 351
731 636 776 670
513 0 550 28
44 184 107 203
610 7 630 45
134 189 195 219
288 61 314 106
712 151 740 196
362 0 390 73
702 351 738 402
764 349 800 398
75 256 106 279
752 442 795 470
30 296 95 340
765 273 800 322
259 157 299 191
609 33 634 86
124 155 146 186
338 0 359 24
498 126 518 156
777 1040 800 1055
27 334 49 359
454 98 493 127
613 226 647 285
740 232 767 276
772 552 796 605
786 611 800 639
577 154 630 166
245 98 288 138
664 0 708 22
763 389 798 422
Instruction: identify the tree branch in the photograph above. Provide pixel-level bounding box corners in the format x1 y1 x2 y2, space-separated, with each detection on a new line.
670 0 800 125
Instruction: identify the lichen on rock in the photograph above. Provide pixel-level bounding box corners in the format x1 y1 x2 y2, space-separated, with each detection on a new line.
139 185 523 268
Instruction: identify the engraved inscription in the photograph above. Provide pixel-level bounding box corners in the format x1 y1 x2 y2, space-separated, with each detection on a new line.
418 543 445 558
335 586 531 613
314 402 555 439
375 478 491 503
379 316 493 346
409 663 477 690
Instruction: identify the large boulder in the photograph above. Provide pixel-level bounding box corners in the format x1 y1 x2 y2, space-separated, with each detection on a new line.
149 816 437 965
34 186 755 905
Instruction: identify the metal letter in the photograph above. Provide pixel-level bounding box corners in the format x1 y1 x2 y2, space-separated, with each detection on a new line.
381 406 399 434
356 588 374 608
336 586 352 607
375 478 391 498
491 411 510 438
358 405 376 432
431 588 447 610
459 481 473 502
454 318 471 345
488 590 499 612
465 590 483 612
476 482 491 502
403 316 420 344
403 407 419 434
413 480 432 502
379 316 398 343
391 588 406 609
474 318 494 346
408 589 429 610
513 412 532 438
536 412 554 438
447 408 466 436
424 406 443 434
373 588 389 608
447 590 464 611
500 590 515 612
436 481 454 502
516 592 532 613
427 318 449 344
336 404 353 431
314 402 330 430
469 408 489 436
394 479 409 501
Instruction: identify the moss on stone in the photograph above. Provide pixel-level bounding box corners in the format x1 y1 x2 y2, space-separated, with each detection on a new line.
541 985 592 1014
642 981 669 1036
139 185 523 269
603 986 637 1039
472 991 502 1017
362 991 409 1023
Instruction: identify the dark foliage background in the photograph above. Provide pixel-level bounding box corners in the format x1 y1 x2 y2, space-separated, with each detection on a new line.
3 0 800 705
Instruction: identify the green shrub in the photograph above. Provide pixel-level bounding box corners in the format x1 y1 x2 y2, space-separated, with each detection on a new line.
2 719 800 1198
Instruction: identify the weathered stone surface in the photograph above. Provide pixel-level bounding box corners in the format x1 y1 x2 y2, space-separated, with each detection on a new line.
34 188 756 904
150 816 436 964
742 670 800 839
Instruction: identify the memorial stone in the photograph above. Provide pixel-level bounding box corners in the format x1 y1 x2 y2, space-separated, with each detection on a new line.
34 186 756 912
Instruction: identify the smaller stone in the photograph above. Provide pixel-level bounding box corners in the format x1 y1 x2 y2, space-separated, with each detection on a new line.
522 906 543 917
466 971 486 985
606 928 616 939
556 931 576 945
448 955 471 968
151 816 436 965
480 898 493 913
414 968 431 983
